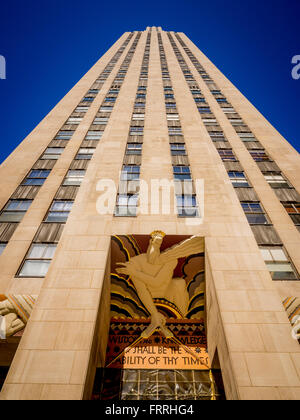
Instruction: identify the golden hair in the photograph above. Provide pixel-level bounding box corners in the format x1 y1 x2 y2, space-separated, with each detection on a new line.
150 230 166 238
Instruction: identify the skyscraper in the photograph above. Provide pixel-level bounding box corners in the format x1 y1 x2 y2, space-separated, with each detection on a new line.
0 26 299 400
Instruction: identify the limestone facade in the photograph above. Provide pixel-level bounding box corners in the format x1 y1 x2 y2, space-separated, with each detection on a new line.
0 27 299 400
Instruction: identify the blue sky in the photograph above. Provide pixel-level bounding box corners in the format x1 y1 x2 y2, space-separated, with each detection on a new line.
0 0 299 164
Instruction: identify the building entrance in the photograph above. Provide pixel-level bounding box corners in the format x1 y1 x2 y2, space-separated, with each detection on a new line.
92 233 225 400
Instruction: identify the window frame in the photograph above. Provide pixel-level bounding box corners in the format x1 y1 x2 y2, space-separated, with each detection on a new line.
18 243 57 278
259 246 298 280
22 169 51 185
241 201 269 225
63 170 86 186
44 200 74 223
0 199 33 222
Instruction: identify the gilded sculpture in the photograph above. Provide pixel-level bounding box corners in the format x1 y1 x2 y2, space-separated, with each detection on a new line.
116 231 204 338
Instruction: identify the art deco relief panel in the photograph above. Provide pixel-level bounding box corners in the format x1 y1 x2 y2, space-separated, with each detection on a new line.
92 232 225 400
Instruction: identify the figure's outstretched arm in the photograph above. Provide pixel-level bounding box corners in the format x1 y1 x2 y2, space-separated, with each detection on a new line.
116 262 156 285
116 260 176 289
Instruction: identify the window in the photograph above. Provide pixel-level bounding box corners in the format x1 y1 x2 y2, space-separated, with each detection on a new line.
198 107 211 113
88 89 99 94
104 97 116 102
176 195 198 217
209 132 226 140
41 147 64 160
228 172 250 187
74 106 89 113
22 170 50 185
100 106 113 112
222 107 236 113
283 203 300 224
173 166 191 180
18 243 57 277
194 98 206 103
250 151 270 161
216 98 228 103
241 202 269 224
166 103 177 108
45 201 73 223
93 117 109 125
121 165 140 181
63 170 86 186
132 113 145 120
284 203 300 214
211 136 227 143
66 117 82 125
260 246 297 280
137 94 146 99
238 133 256 140
264 174 290 188
167 114 179 121
229 119 244 126
169 127 182 135
0 243 6 256
170 144 186 155
129 127 143 135
126 144 142 155
75 148 95 160
218 149 236 161
134 102 145 108
82 97 94 102
85 131 102 140
115 194 138 216
165 94 174 99
55 131 74 140
0 200 33 222
202 118 217 125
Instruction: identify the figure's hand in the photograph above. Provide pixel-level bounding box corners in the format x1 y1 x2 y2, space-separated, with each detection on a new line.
0 301 10 316
141 312 173 339
116 262 134 276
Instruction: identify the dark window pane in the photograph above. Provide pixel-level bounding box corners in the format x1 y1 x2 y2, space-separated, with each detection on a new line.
246 214 268 224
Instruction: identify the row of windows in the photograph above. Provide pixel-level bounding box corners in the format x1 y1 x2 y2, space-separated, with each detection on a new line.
115 32 151 217
170 32 298 280
158 32 198 218
0 33 135 251
7 33 143 276
66 33 134 122
0 199 74 224
173 32 300 231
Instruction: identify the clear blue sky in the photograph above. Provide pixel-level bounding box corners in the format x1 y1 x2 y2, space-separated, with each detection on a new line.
0 0 299 164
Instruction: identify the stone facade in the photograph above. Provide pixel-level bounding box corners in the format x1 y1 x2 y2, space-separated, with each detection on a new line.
0 27 299 400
